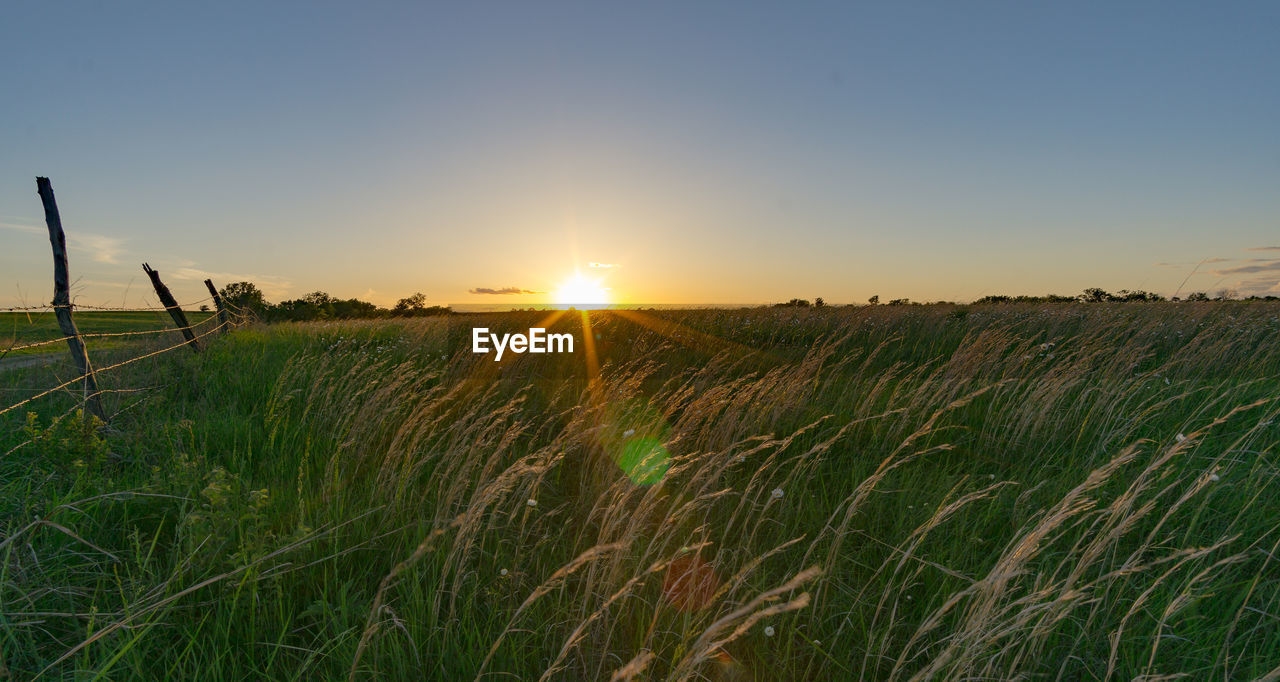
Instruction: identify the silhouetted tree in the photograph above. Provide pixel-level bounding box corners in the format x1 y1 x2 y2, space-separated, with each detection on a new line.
814 297 825 308
867 295 879 305
1185 292 1210 301
1079 288 1114 303
393 292 428 315
219 281 267 314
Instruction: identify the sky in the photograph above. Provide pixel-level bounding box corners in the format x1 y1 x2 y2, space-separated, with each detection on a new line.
2 1 1278 308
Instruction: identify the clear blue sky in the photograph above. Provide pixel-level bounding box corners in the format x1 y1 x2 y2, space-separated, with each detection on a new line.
2 1 1277 307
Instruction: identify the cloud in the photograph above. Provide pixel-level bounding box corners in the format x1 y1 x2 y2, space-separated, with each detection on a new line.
1204 257 1233 263
588 262 618 269
1214 261 1280 275
1233 276 1280 297
70 233 126 264
1208 262 1280 275
168 266 293 299
0 221 42 234
1246 246 1280 252
3 221 126 263
469 286 541 295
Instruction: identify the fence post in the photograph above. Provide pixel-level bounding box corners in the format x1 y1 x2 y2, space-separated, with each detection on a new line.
204 278 230 330
36 177 107 423
142 263 201 353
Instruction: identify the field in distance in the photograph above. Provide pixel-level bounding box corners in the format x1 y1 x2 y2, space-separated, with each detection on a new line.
1 310 215 358
1 303 1278 680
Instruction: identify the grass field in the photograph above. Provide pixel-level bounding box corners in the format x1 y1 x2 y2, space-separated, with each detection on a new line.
2 304 1279 680
1 311 216 358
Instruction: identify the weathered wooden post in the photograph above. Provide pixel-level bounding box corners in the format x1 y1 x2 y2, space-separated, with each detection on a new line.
36 177 106 422
142 263 200 352
204 278 230 330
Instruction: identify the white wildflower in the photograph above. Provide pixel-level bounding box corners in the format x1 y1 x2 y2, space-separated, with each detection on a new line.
1176 433 1186 442
764 625 775 637
527 498 538 507
771 488 784 499
500 568 508 576
623 428 635 438
1209 473 1220 482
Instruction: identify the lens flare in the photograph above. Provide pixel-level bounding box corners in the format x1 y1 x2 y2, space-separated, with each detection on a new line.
602 400 671 486
617 436 669 485
661 554 721 612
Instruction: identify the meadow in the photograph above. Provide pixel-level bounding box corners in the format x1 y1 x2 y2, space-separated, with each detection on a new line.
2 303 1278 680
1 311 215 359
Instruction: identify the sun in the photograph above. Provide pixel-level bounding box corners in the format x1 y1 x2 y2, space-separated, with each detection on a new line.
554 272 610 308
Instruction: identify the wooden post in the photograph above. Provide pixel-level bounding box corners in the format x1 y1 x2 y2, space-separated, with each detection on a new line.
36 177 106 422
143 263 200 352
204 279 230 330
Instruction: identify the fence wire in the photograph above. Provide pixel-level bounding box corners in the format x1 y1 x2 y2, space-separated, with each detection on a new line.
0 318 233 418
1 296 216 313
2 308 225 356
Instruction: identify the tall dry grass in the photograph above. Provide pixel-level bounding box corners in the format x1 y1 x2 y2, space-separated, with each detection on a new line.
1 303 1277 679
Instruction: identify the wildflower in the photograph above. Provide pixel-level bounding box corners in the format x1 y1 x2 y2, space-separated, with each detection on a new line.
1209 473 1221 482
500 568 508 576
623 428 636 438
1176 433 1186 442
988 474 995 480
527 498 538 507
771 488 784 499
764 626 775 637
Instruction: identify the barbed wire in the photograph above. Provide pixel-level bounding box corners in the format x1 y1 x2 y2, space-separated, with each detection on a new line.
0 336 75 354
0 319 231 417
1 296 217 313
1 313 224 356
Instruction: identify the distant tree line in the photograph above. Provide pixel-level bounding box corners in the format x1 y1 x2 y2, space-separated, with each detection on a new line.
216 282 452 322
975 287 1277 303
769 287 1277 308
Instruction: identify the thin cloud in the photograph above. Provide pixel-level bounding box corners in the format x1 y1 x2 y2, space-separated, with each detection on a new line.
0 221 42 234
70 233 126 264
469 286 541 295
1234 276 1280 296
1214 261 1280 275
589 262 618 269
169 266 293 299
3 221 126 263
1246 246 1280 252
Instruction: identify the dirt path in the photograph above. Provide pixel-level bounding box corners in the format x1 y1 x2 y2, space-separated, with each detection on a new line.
0 354 63 372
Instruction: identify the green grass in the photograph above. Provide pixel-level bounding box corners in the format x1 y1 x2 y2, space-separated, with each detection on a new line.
2 303 1279 680
1 311 216 358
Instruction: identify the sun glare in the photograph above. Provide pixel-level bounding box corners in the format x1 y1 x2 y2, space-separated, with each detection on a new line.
554 272 610 308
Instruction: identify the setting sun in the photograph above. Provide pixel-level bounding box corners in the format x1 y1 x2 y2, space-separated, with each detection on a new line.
553 272 610 308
